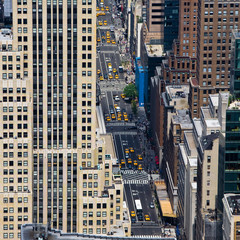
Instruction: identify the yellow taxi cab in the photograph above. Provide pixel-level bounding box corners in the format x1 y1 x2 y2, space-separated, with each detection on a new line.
115 74 119 79
114 104 118 108
125 148 129 154
107 39 110 44
134 160 138 166
106 116 111 122
121 93 126 99
137 155 143 160
131 211 136 217
123 112 127 117
102 35 105 39
129 147 134 153
111 114 116 120
97 38 100 42
96 7 100 11
124 117 128 122
128 158 132 164
111 40 116 44
97 69 101 74
108 62 112 67
104 20 107 25
101 7 105 11
96 13 100 17
98 21 103 26
106 6 109 11
138 164 143 170
99 76 103 81
121 159 125 165
101 12 105 16
100 0 104 2
113 68 117 73
117 116 121 121
145 214 150 221
109 74 113 79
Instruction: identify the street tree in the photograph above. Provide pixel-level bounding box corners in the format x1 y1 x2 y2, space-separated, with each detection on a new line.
123 83 137 99
131 100 138 115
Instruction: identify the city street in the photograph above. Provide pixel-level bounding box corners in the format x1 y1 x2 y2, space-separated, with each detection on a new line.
97 0 161 236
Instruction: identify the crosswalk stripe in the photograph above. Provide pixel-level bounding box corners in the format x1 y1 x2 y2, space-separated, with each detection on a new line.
106 122 136 126
121 171 149 184
113 131 137 135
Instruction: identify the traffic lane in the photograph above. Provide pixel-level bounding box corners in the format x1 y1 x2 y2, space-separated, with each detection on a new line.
101 94 110 115
112 91 132 113
125 134 142 167
99 52 108 77
124 184 135 217
114 134 124 160
97 14 113 26
133 184 158 223
104 52 118 71
106 91 114 109
131 226 163 236
100 45 118 52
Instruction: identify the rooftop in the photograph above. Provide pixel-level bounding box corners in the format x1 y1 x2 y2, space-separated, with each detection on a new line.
191 182 197 190
21 224 177 240
189 157 197 167
228 100 240 110
0 29 12 41
166 85 189 100
192 118 203 138
201 107 212 119
205 119 221 128
225 194 240 215
232 29 240 40
172 110 192 129
209 94 219 108
200 132 220 151
145 43 164 57
184 131 198 157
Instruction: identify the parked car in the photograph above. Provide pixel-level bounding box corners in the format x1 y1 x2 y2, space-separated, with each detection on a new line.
115 95 120 101
149 202 155 209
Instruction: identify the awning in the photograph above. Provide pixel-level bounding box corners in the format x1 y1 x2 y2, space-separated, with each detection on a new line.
159 200 176 218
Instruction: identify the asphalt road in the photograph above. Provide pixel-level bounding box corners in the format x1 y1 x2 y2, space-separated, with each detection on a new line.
101 91 160 235
97 0 161 236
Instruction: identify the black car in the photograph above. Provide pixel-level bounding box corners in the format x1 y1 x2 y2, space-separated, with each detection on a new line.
104 73 108 79
137 214 143 221
129 114 133 121
124 97 132 103
131 217 136 224
109 105 114 114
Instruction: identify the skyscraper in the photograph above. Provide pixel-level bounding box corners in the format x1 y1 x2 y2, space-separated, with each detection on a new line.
190 1 240 117
0 0 129 238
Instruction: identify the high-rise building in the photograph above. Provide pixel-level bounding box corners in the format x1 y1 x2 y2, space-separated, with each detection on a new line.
164 0 179 51
189 1 240 117
0 0 130 239
193 92 229 240
0 30 33 240
217 30 240 210
222 193 240 240
150 0 198 165
142 0 164 45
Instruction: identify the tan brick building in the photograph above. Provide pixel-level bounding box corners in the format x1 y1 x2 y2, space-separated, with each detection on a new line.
0 0 130 239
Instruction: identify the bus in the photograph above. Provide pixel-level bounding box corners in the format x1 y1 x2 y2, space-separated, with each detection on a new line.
135 199 142 214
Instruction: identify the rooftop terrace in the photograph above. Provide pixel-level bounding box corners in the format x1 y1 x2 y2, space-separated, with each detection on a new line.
145 44 163 57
